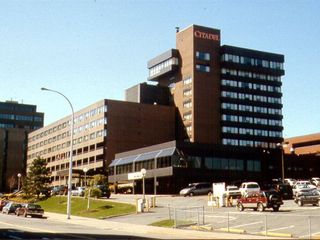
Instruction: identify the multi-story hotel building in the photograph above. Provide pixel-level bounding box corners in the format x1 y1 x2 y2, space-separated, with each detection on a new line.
0 100 44 191
27 99 175 186
109 24 286 193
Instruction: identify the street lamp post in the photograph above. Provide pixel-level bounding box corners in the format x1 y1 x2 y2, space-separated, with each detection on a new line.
83 168 88 187
17 173 21 191
141 168 146 203
41 87 74 220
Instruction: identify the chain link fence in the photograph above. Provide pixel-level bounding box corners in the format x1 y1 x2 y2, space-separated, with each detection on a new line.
168 205 320 239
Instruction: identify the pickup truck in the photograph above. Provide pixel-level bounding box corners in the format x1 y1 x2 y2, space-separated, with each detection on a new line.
225 185 242 199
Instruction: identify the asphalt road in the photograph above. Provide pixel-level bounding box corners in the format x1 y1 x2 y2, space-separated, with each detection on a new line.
0 194 320 239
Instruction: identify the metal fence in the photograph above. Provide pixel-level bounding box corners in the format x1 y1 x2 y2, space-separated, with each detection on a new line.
168 206 320 239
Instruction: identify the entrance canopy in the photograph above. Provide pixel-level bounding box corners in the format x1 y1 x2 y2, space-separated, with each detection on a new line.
109 147 176 167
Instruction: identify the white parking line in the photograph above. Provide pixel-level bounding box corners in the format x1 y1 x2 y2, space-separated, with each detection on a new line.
267 225 294 232
232 221 263 228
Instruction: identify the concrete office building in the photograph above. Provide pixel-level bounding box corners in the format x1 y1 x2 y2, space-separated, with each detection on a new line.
281 133 320 179
27 99 175 186
0 100 44 191
109 24 286 193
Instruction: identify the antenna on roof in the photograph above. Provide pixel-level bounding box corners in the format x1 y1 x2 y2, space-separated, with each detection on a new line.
175 27 180 33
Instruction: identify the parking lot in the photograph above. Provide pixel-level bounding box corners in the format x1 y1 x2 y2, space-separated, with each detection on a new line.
109 194 320 238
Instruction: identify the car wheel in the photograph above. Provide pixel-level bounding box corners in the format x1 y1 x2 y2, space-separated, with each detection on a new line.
237 203 244 212
189 192 194 197
257 203 264 212
298 200 303 206
273 206 279 212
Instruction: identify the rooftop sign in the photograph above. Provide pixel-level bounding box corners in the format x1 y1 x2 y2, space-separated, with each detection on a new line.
194 30 220 41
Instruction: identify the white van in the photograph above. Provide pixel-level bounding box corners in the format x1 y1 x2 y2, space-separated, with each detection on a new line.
239 182 260 196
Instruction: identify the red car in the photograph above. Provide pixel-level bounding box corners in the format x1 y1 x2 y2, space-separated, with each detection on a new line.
0 200 8 211
236 191 283 212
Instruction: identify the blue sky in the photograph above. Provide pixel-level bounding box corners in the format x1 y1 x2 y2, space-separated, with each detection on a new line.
1 0 319 138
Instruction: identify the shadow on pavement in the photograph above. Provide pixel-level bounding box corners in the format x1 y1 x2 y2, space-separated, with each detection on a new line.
0 228 164 240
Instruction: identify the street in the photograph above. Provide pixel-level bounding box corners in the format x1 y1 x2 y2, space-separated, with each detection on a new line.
0 194 320 239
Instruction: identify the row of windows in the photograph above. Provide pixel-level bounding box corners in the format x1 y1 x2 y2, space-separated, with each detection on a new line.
196 64 210 72
29 105 106 143
183 76 192 85
47 156 102 173
222 139 279 148
28 130 107 159
221 103 282 115
221 79 281 93
222 114 282 126
221 91 281 104
29 117 106 150
0 123 14 128
196 51 210 61
0 113 42 122
221 68 281 82
74 105 107 124
183 112 192 121
221 54 284 70
204 157 261 172
149 57 179 77
0 103 35 112
74 117 106 135
183 100 192 108
222 126 282 137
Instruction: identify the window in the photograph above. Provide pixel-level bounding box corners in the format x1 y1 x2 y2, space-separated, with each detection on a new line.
183 76 192 85
221 79 237 87
196 64 210 72
183 112 192 120
222 103 237 110
183 89 192 97
196 51 210 61
222 126 238 134
247 160 261 172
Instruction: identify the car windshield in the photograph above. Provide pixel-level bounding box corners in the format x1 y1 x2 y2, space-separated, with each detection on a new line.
247 184 259 188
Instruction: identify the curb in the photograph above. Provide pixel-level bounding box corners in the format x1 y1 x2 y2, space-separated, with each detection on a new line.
217 227 246 234
258 231 293 238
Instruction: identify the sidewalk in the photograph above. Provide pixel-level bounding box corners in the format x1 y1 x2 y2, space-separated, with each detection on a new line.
45 212 280 239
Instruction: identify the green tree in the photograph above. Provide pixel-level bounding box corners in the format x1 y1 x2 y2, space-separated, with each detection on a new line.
89 174 108 186
23 157 51 199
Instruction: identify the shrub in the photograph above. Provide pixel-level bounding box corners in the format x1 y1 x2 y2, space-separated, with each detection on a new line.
85 187 102 198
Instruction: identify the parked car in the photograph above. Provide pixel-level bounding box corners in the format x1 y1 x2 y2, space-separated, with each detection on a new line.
51 185 67 196
236 190 283 212
294 188 320 206
15 203 44 218
292 183 316 196
239 182 260 196
71 187 85 196
0 200 8 211
284 178 296 186
2 202 22 214
179 182 212 197
311 177 320 187
95 185 111 198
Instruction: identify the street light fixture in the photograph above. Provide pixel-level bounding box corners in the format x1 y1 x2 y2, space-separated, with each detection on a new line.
83 168 88 187
17 173 21 191
141 168 147 203
41 87 74 220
